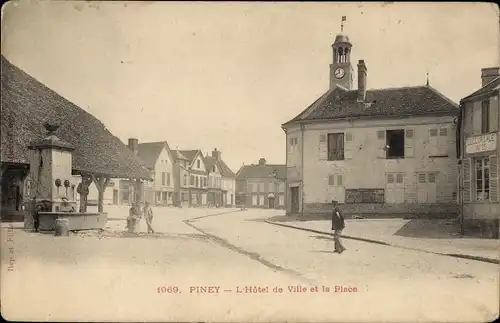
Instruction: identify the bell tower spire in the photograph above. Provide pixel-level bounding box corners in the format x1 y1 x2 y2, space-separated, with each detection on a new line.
329 16 354 90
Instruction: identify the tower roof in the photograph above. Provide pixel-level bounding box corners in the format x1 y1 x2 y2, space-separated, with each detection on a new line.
334 33 351 45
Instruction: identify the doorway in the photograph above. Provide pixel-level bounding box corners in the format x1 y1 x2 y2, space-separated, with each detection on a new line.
268 197 275 209
290 187 299 214
113 190 118 204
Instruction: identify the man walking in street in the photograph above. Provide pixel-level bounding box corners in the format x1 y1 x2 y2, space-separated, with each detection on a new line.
331 200 346 254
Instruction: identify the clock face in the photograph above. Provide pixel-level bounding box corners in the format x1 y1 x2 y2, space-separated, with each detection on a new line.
334 68 345 79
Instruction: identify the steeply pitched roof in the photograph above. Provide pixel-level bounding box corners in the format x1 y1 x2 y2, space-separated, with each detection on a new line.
1 55 151 179
218 160 236 178
283 85 459 126
461 76 500 102
204 156 217 172
137 141 173 169
178 150 199 163
236 164 286 181
171 150 190 161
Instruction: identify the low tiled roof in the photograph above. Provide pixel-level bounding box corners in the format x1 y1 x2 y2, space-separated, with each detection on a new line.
137 141 172 169
461 76 500 102
283 85 458 126
236 164 286 181
1 55 151 179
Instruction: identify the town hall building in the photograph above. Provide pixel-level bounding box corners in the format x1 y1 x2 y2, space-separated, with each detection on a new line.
282 31 460 217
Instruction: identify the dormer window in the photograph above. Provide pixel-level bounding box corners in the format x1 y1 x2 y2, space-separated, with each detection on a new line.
197 160 200 168
212 165 216 172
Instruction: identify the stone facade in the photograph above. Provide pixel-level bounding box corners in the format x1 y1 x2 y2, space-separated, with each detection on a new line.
286 116 458 216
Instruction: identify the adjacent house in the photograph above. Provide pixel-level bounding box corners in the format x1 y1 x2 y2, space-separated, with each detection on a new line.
236 158 286 209
458 67 500 238
172 150 191 207
205 149 236 207
135 140 176 205
172 150 208 207
281 31 459 217
204 153 223 207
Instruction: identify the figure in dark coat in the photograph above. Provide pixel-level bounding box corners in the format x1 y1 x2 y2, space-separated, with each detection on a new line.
331 200 346 254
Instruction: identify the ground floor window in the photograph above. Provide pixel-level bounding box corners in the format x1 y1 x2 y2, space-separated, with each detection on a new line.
475 157 490 201
252 195 258 205
279 195 284 206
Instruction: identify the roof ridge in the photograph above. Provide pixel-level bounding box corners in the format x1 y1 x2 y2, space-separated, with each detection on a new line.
426 85 459 107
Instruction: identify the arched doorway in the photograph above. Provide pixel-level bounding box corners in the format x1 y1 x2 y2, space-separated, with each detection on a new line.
268 193 275 209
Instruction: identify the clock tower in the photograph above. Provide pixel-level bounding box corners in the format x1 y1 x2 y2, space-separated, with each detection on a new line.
329 33 354 90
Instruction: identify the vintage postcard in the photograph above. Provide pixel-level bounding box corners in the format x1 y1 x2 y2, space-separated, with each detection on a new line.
1 1 499 322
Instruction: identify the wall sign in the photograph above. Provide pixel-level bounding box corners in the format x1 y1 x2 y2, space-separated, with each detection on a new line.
345 188 385 204
465 133 497 154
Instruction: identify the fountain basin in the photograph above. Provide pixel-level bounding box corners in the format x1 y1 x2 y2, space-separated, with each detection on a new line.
37 212 107 231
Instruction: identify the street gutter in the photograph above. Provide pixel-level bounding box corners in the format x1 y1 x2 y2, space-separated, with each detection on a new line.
265 219 500 265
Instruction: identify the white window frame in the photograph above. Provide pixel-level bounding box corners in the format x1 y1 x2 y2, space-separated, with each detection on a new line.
475 157 490 201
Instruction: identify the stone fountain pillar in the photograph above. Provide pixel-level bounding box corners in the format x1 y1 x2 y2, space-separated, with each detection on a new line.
25 123 77 230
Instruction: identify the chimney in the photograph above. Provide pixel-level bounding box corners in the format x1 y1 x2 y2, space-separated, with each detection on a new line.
357 60 367 102
258 158 266 165
212 148 221 161
128 138 139 155
481 67 500 87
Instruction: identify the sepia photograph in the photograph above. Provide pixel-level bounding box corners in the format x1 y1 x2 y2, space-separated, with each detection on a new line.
1 1 499 322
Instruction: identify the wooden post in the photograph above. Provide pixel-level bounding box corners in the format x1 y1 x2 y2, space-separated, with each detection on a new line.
91 174 110 213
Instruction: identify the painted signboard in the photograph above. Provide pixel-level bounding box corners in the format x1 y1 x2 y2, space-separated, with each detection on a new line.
345 188 385 204
465 133 497 154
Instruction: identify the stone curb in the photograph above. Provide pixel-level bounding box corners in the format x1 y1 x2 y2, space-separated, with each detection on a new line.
265 219 500 265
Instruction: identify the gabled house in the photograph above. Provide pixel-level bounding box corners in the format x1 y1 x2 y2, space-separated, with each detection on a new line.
236 158 286 209
204 154 223 207
172 149 208 207
282 31 459 217
136 140 176 205
458 67 500 238
203 148 236 207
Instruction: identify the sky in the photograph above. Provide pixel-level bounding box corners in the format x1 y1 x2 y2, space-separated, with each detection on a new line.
1 1 499 173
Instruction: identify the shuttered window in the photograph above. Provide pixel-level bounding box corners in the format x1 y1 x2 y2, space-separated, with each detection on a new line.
328 175 335 186
318 134 327 160
387 173 394 184
405 129 415 158
475 157 489 201
490 155 498 202
463 159 471 203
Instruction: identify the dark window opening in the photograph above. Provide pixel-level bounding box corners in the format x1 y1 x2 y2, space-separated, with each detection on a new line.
386 129 405 159
481 100 490 133
327 133 345 161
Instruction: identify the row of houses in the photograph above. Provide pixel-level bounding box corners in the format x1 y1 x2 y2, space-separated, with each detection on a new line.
281 30 499 238
73 140 237 208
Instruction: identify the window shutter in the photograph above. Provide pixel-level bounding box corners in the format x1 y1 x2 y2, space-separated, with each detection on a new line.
489 98 498 132
344 133 353 160
377 130 385 140
429 128 438 155
328 175 335 186
462 158 471 203
318 134 327 160
337 174 343 186
490 155 498 202
404 129 415 158
378 130 387 158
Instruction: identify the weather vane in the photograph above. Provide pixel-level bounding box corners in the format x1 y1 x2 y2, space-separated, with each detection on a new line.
341 16 347 33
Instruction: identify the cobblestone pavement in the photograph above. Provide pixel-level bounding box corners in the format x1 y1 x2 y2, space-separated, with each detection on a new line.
1 207 498 322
